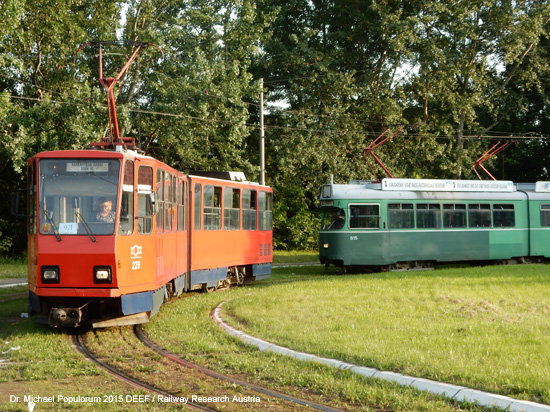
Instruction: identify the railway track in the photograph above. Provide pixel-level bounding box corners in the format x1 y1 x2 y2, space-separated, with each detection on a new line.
72 325 349 412
72 331 214 411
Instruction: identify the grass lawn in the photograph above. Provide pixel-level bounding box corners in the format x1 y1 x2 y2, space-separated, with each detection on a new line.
0 258 27 280
148 283 489 411
221 264 550 405
1 256 548 410
273 250 319 264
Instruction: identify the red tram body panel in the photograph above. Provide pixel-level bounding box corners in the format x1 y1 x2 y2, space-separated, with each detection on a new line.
26 149 272 327
188 175 273 289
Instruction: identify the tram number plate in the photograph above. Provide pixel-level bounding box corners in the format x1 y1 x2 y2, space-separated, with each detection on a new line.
350 236 358 241
59 222 77 234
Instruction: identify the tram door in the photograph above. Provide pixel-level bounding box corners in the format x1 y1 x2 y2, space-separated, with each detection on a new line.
175 177 189 289
155 169 175 281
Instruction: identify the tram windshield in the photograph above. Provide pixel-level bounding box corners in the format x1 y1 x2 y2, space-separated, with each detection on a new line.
38 159 120 236
321 207 346 230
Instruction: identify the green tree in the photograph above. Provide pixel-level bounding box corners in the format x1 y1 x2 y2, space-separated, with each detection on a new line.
406 0 550 178
255 0 419 248
0 0 120 255
116 0 273 176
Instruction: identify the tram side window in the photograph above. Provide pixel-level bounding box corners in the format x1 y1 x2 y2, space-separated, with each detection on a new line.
416 204 440 229
443 204 466 228
259 191 273 231
224 187 240 230
540 204 550 227
119 160 134 235
156 169 164 232
170 175 176 230
349 204 380 229
164 173 173 232
388 203 414 229
177 180 185 231
468 204 491 227
137 166 153 234
243 189 257 230
493 204 515 227
194 183 202 230
204 185 222 230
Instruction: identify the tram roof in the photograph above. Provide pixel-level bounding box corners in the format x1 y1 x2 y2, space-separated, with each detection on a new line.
321 178 550 202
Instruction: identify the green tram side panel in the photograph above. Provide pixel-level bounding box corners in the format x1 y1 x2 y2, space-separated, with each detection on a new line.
488 229 530 260
320 228 530 267
527 197 550 257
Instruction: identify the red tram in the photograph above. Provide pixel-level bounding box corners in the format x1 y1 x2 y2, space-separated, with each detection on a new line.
26 149 272 327
23 41 272 328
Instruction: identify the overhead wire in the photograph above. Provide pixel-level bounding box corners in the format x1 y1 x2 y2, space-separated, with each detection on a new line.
3 72 549 141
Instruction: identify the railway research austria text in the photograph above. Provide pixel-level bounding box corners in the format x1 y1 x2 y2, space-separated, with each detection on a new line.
11 394 262 405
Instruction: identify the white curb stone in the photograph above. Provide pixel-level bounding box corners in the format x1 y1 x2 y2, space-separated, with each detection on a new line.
211 302 550 412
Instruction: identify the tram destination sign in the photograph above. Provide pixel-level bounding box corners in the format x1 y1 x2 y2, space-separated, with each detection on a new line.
381 178 515 192
66 161 110 173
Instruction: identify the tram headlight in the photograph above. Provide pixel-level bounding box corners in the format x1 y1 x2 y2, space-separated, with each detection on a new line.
323 243 329 249
41 266 60 284
94 266 112 284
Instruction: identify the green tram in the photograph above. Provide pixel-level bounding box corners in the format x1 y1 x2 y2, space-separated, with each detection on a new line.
319 178 550 270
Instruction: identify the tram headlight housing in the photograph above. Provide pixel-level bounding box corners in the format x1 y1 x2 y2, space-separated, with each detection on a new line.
94 266 112 284
41 266 60 284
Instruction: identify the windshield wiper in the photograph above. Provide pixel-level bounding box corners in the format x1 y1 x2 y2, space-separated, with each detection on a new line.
75 210 97 242
44 209 62 242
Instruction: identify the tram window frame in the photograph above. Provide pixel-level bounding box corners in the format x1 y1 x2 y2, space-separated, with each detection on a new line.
493 204 515 227
224 187 240 230
540 204 550 227
194 183 202 230
177 179 185 231
416 203 441 229
442 204 467 228
468 204 491 228
137 166 153 235
243 189 258 230
163 172 173 232
388 203 414 229
171 175 176 230
38 159 120 237
259 191 273 231
203 185 222 230
156 169 164 232
118 160 134 236
349 204 380 229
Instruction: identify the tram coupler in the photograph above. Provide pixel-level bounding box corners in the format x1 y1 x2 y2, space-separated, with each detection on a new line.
49 307 83 328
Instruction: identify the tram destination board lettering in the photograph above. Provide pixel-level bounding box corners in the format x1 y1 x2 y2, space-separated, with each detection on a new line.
381 178 515 192
67 162 109 173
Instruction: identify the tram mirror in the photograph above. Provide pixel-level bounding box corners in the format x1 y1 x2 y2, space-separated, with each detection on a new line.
149 193 156 215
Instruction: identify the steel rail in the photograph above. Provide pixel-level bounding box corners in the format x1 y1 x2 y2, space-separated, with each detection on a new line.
71 332 215 412
134 325 346 412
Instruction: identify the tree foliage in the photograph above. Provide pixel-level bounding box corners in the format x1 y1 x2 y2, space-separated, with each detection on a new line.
1 0 550 254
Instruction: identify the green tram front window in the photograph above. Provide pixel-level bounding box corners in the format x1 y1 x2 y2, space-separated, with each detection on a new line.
39 159 120 236
321 207 346 230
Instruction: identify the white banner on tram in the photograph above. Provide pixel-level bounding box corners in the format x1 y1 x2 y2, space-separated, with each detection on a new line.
381 178 515 192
